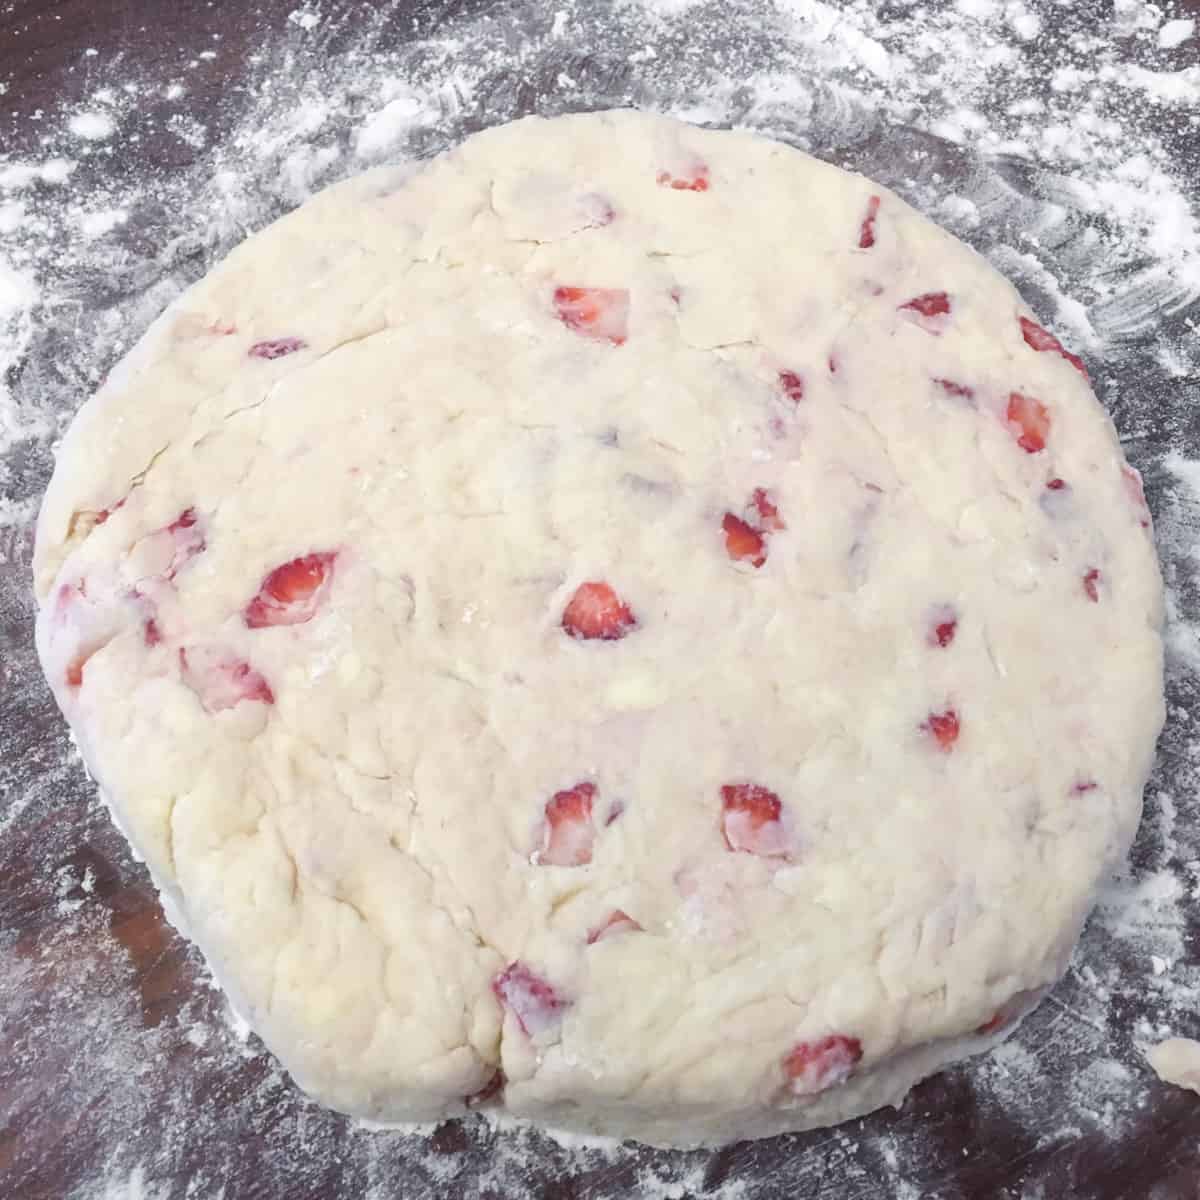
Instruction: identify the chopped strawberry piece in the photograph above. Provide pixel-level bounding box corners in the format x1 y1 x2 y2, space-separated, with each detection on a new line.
751 488 786 532
783 1034 863 1095
721 783 792 859
1083 568 1101 603
1121 465 1152 529
465 1069 505 1108
535 782 596 867
492 962 568 1037
1046 478 1067 491
1018 316 1088 380
553 286 630 346
179 647 274 713
244 551 337 629
1006 392 1050 454
587 909 642 944
143 617 162 647
249 336 307 360
722 512 766 568
161 508 206 578
924 708 960 752
656 164 709 191
858 195 881 249
65 650 93 689
935 378 974 402
778 370 805 405
976 1011 1007 1036
928 605 958 648
900 292 951 318
561 581 637 641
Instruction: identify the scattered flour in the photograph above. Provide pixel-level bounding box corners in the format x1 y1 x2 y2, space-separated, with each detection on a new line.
2 0 1199 1196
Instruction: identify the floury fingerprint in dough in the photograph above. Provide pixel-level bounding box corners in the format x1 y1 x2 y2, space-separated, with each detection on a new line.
32 111 1164 1148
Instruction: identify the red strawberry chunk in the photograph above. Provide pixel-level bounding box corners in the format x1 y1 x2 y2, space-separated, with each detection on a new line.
492 962 568 1037
143 617 162 646
722 512 766 568
976 1010 1007 1036
1006 392 1050 454
858 195 881 249
721 783 792 859
924 708 960 752
249 336 307 360
1121 465 1151 529
783 1034 863 1095
751 488 786 532
1019 316 1088 380
160 508 206 579
901 292 951 318
778 370 805 405
535 782 596 867
553 286 630 346
1047 478 1067 491
928 605 958 648
244 551 337 629
935 378 974 402
587 909 642 944
562 581 637 641
65 650 94 689
656 164 709 191
1083 568 1101 602
179 647 274 713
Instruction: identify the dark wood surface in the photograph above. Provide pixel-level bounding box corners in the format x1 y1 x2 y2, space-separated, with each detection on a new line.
3 2 1200 1198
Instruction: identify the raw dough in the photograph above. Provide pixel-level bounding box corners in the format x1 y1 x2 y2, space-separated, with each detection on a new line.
1147 1038 1200 1093
33 110 1165 1148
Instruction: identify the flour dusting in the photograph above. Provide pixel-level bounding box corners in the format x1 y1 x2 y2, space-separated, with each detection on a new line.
2 0 1199 1197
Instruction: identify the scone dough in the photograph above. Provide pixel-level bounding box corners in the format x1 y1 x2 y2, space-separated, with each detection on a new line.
33 110 1165 1148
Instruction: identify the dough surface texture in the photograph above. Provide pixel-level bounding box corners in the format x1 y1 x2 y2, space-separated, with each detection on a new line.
34 110 1165 1148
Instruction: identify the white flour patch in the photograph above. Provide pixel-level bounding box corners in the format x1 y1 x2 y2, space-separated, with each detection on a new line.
3 0 1200 1196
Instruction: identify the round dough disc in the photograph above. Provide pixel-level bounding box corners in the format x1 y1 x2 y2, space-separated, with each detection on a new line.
34 110 1164 1148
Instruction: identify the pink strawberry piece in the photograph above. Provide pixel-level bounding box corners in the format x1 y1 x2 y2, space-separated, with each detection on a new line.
535 782 596 867
720 783 792 859
587 909 642 944
562 581 637 641
778 370 805 405
656 164 709 191
976 1010 1007 1036
1019 316 1088 380
179 647 274 713
143 617 162 647
858 195 881 249
244 551 337 629
249 336 307 360
161 508 206 579
1121 465 1152 529
491 962 568 1037
1073 779 1099 795
1083 568 1101 602
553 286 630 346
465 1070 505 1108
751 488 786 532
783 1035 863 1095
935 378 974 402
65 650 94 689
928 606 958 648
1047 478 1067 491
722 512 767 568
1006 392 1050 454
924 709 960 752
900 292 951 318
